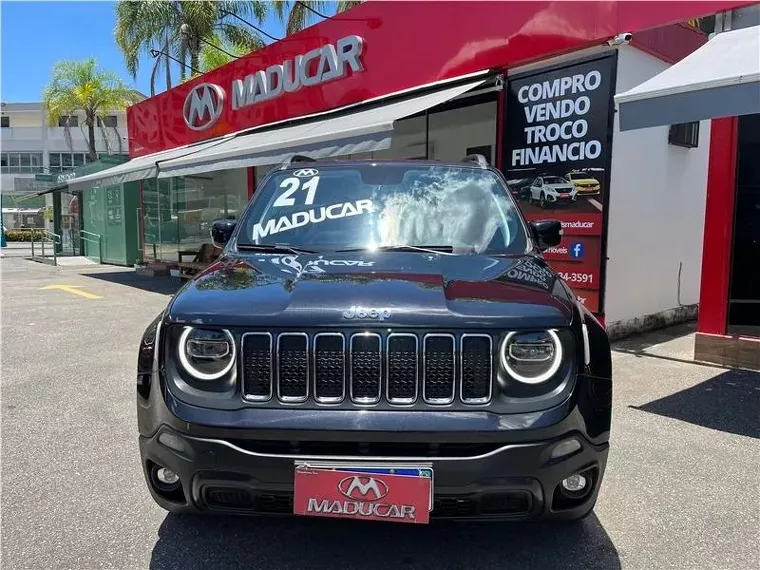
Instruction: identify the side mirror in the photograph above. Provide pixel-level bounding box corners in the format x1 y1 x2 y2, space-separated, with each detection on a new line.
529 219 562 251
211 219 237 248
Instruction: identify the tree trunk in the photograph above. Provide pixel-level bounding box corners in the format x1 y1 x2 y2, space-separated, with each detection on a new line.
190 49 200 77
86 115 97 162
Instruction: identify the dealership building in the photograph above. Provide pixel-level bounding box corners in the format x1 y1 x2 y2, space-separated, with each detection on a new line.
53 0 759 366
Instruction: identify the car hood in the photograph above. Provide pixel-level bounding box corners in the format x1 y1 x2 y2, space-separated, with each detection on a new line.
570 178 599 186
166 251 575 329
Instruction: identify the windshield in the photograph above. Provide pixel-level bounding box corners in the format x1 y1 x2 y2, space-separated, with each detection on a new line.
238 164 528 254
543 176 569 185
568 172 591 180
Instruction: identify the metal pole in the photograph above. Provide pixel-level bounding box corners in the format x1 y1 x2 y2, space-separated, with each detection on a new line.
0 193 6 249
31 231 35 257
41 233 45 258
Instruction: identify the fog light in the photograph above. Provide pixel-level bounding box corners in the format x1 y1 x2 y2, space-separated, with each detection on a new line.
156 467 179 485
561 473 587 493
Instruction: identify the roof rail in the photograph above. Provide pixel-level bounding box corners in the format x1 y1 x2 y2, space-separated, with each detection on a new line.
280 154 316 169
462 154 489 168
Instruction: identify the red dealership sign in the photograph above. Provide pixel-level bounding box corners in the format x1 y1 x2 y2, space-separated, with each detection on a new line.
125 1 737 157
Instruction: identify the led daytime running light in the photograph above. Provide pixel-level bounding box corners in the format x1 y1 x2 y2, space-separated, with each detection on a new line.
177 327 236 381
501 330 562 384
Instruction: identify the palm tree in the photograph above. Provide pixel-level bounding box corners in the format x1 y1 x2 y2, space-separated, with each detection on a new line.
198 31 251 74
114 1 267 96
275 1 363 35
42 58 142 161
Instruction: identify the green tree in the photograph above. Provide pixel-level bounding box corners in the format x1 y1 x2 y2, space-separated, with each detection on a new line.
114 0 267 95
198 32 250 74
274 1 363 35
42 58 142 161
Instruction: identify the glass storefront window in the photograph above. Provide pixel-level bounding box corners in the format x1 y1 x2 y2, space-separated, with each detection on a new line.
428 98 497 163
142 93 496 262
73 153 85 167
61 153 72 168
141 169 248 262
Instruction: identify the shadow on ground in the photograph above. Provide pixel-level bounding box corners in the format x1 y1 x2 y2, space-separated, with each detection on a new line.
81 270 183 296
633 368 760 438
611 322 696 353
150 513 620 570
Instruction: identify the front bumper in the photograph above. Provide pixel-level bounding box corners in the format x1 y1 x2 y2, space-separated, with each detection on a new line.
139 423 608 522
547 194 577 205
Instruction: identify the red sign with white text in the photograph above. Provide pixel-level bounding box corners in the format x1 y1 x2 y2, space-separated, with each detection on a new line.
124 1 729 156
573 289 600 313
542 235 601 264
293 467 432 524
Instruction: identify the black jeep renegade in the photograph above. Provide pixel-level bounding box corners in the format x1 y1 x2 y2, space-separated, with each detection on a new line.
136 155 612 524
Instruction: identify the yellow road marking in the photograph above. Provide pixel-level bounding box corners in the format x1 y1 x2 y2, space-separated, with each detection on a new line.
40 285 102 300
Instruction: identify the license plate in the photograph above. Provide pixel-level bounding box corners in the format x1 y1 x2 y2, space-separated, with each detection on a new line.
293 463 433 524
559 193 569 197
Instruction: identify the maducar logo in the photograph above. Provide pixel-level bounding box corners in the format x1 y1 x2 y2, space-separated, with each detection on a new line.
183 83 225 131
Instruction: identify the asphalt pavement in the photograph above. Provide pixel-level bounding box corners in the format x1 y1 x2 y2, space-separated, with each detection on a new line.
1 255 758 570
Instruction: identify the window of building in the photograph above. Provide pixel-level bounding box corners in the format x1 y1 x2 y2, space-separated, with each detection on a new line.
48 152 88 172
668 122 700 148
141 169 248 262
0 152 44 173
97 115 118 128
58 115 79 127
1 116 9 128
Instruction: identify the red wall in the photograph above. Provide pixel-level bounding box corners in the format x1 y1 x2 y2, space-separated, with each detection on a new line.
126 0 746 157
698 117 739 335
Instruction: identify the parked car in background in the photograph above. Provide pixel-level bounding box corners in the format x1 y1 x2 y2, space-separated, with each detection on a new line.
506 178 533 201
566 171 601 195
529 176 578 208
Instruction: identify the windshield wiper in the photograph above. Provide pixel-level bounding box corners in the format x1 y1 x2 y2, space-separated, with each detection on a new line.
336 245 454 255
237 243 316 254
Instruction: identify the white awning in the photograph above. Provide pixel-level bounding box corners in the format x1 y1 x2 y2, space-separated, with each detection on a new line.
616 25 760 131
156 78 487 179
66 137 233 191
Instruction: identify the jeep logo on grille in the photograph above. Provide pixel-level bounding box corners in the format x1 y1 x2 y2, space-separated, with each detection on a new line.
342 306 391 321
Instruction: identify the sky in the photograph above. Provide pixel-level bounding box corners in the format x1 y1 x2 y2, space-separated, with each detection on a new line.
0 0 296 102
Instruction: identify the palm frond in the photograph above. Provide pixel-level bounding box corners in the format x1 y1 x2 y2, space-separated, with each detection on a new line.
42 57 139 153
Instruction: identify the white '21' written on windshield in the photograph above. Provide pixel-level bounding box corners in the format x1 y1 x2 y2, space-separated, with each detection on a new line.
273 176 320 207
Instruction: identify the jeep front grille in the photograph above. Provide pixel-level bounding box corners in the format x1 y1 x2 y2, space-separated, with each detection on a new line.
242 331 494 406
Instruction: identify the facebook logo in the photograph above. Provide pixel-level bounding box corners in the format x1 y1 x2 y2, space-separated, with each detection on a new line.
569 242 585 259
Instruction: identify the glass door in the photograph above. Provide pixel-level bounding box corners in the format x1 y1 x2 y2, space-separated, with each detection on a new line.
727 113 760 336
60 191 80 256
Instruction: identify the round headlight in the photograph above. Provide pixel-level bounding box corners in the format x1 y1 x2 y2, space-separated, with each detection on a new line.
177 327 236 380
500 330 562 384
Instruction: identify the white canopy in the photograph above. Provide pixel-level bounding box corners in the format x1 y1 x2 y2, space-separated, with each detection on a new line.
66 137 233 191
156 78 487 178
616 25 760 131
62 74 488 191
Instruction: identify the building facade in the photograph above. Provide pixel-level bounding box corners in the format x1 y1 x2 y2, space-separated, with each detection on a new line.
62 0 751 338
0 101 130 228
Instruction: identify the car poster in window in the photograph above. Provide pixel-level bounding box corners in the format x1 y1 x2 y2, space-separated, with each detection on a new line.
502 53 617 315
